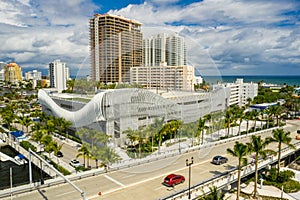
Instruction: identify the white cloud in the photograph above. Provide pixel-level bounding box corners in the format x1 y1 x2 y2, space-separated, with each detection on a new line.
0 0 299 76
110 0 300 75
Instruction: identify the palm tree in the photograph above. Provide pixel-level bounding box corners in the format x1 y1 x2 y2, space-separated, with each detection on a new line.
251 109 259 132
197 117 206 144
235 107 244 136
124 128 140 158
227 142 249 200
57 117 72 139
0 104 15 129
42 134 54 157
20 117 32 133
245 111 253 134
52 141 64 163
269 128 296 174
265 107 273 129
152 117 165 152
99 146 120 171
198 186 225 200
46 116 56 135
77 144 89 168
204 114 212 138
273 105 286 126
247 135 275 197
225 109 232 137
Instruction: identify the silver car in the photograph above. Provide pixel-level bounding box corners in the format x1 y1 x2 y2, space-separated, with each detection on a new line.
212 156 228 165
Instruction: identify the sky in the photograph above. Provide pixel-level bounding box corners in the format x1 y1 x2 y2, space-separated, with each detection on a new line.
0 0 299 77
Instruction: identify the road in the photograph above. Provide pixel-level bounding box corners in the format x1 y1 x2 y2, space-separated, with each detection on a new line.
4 120 300 200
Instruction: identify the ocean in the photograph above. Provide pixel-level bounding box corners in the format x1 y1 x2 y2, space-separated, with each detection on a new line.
203 76 300 87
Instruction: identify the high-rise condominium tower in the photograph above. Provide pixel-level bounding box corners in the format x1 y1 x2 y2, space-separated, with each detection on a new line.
49 60 69 92
89 14 142 83
143 33 187 67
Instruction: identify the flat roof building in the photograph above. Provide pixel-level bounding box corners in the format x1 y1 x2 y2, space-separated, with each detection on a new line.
143 33 187 67
38 87 230 146
213 78 258 107
49 60 69 92
89 14 142 83
4 62 22 83
130 62 194 91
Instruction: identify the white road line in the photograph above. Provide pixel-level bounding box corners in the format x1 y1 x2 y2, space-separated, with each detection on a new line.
154 186 164 190
122 174 136 178
55 190 76 197
104 174 125 187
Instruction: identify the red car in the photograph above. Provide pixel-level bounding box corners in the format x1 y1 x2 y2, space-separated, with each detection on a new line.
163 174 185 187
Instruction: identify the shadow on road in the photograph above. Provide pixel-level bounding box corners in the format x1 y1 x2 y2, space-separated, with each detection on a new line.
37 188 49 200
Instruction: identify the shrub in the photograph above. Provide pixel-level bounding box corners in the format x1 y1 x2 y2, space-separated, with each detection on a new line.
283 179 300 193
20 141 37 152
266 168 278 182
277 170 295 183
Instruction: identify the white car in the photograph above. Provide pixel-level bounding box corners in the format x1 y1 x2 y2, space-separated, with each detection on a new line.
69 159 83 168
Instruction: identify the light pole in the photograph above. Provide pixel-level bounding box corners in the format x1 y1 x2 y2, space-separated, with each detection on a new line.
186 157 193 199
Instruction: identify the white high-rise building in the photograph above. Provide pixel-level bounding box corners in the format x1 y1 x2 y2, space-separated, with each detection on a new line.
0 62 6 81
213 78 258 107
49 60 69 92
25 70 42 80
143 33 187 67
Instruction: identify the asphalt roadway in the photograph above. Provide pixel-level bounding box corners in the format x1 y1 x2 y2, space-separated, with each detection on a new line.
4 120 300 200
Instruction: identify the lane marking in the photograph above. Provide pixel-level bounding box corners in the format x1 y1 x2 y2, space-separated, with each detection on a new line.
55 190 76 197
104 174 125 187
122 174 136 178
154 186 164 190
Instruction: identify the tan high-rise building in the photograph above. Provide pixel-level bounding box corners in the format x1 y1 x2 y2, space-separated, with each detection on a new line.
89 14 142 83
4 62 22 83
130 62 195 91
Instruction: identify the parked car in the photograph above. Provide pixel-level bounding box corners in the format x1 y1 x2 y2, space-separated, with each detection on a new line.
56 151 63 157
212 155 228 165
69 159 83 168
163 174 185 187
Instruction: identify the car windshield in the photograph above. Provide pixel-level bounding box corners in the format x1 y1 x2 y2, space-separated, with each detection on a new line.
165 178 170 181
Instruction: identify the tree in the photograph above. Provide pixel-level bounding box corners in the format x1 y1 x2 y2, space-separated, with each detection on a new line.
224 108 234 137
227 142 249 200
19 117 32 133
197 117 206 144
56 117 72 139
269 128 296 174
51 141 63 162
198 186 225 200
99 146 120 171
0 104 16 129
204 114 212 138
247 135 275 197
125 127 147 158
152 117 165 152
76 144 90 167
251 109 259 132
244 111 253 134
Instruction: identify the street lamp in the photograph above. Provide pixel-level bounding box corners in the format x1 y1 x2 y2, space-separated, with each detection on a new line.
186 157 193 199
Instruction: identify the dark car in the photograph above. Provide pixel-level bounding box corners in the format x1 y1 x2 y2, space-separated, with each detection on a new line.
212 156 228 165
163 174 185 187
56 151 63 157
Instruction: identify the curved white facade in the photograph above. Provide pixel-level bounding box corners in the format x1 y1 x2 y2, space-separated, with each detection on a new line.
38 87 230 145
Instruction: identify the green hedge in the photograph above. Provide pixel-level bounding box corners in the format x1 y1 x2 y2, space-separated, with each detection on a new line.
20 141 37 152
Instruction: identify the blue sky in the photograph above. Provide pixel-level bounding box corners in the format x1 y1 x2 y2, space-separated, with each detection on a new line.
0 0 299 77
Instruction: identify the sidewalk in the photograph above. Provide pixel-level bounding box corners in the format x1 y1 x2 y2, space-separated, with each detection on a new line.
225 166 300 200
239 182 295 200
